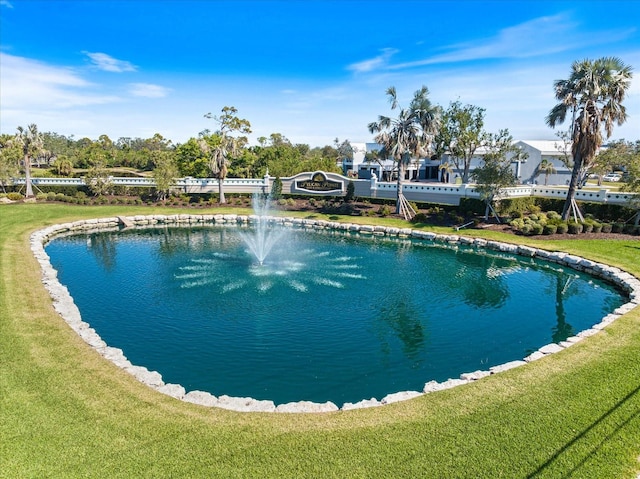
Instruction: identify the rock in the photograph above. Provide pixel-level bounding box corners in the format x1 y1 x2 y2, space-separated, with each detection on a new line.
538 343 564 355
524 351 545 362
489 360 526 373
276 401 339 413
157 383 186 399
125 365 164 387
460 370 491 381
183 390 218 407
381 390 423 404
341 398 381 410
423 379 468 393
216 395 276 412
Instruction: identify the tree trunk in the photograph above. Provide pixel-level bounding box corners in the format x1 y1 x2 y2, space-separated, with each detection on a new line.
395 154 408 215
24 153 34 198
218 175 226 204
395 163 403 215
561 150 583 221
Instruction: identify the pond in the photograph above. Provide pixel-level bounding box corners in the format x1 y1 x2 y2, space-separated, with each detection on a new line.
45 225 625 406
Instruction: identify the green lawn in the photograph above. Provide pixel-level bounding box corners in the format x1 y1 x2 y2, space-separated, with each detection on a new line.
1 203 640 478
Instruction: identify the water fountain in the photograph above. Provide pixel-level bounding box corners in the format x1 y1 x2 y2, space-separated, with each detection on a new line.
239 193 285 265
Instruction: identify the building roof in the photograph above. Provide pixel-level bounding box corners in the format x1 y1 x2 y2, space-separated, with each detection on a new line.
516 140 571 156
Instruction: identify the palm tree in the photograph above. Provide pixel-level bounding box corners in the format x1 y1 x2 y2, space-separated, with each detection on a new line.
14 124 44 198
202 106 251 204
537 159 557 185
368 86 439 217
546 57 633 220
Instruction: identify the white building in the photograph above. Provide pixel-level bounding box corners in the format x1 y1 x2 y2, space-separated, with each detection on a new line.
347 139 575 186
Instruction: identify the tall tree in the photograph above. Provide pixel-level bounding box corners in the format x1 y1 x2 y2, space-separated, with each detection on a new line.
368 86 439 216
151 151 179 201
434 101 486 184
546 57 633 220
472 130 522 221
14 124 44 198
202 106 251 204
0 134 21 193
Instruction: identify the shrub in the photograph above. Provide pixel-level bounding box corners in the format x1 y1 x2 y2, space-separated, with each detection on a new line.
546 211 561 221
592 222 603 234
601 223 613 233
612 222 625 233
345 181 355 202
510 218 525 230
520 224 533 235
582 222 594 233
36 193 48 201
411 212 429 224
543 224 557 235
530 223 544 235
7 192 24 201
556 223 569 234
568 222 583 234
271 177 283 200
379 204 392 217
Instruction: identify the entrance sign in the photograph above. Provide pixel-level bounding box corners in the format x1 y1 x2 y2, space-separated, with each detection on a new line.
295 172 343 193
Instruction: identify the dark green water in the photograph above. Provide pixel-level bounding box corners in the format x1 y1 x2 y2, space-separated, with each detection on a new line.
45 226 625 405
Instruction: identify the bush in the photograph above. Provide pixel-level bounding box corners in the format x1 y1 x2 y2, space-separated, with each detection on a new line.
345 181 355 202
568 222 583 234
271 177 283 200
546 211 561 221
7 192 24 201
601 223 613 233
592 222 603 234
612 222 625 233
379 204 392 217
411 212 429 224
530 223 544 235
582 222 594 233
543 224 557 235
556 223 569 234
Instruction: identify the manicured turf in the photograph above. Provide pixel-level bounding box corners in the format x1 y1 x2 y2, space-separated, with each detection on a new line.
1 203 639 478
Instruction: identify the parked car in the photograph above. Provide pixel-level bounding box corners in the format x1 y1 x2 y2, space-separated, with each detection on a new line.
603 173 622 182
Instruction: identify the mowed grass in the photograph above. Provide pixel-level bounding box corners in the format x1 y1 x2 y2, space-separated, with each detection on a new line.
1 203 640 478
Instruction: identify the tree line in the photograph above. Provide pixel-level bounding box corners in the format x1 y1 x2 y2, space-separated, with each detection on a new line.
1 56 636 220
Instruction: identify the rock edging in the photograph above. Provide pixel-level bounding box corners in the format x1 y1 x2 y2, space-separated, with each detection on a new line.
31 214 640 413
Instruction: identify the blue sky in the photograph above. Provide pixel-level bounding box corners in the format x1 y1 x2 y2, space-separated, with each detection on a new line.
1 0 639 147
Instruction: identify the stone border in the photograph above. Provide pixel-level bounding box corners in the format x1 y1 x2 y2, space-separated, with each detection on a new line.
30 214 640 413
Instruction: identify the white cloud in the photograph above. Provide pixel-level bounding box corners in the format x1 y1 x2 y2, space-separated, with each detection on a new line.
0 53 120 109
84 51 137 72
347 48 398 73
388 14 636 69
0 0 13 7
129 83 171 98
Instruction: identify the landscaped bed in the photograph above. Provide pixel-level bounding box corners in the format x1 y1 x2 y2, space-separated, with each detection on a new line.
2 203 640 478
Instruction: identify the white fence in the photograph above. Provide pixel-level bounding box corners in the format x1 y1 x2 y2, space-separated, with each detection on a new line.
12 173 639 207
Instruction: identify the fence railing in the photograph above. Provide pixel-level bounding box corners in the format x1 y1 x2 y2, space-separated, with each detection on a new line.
11 175 639 207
